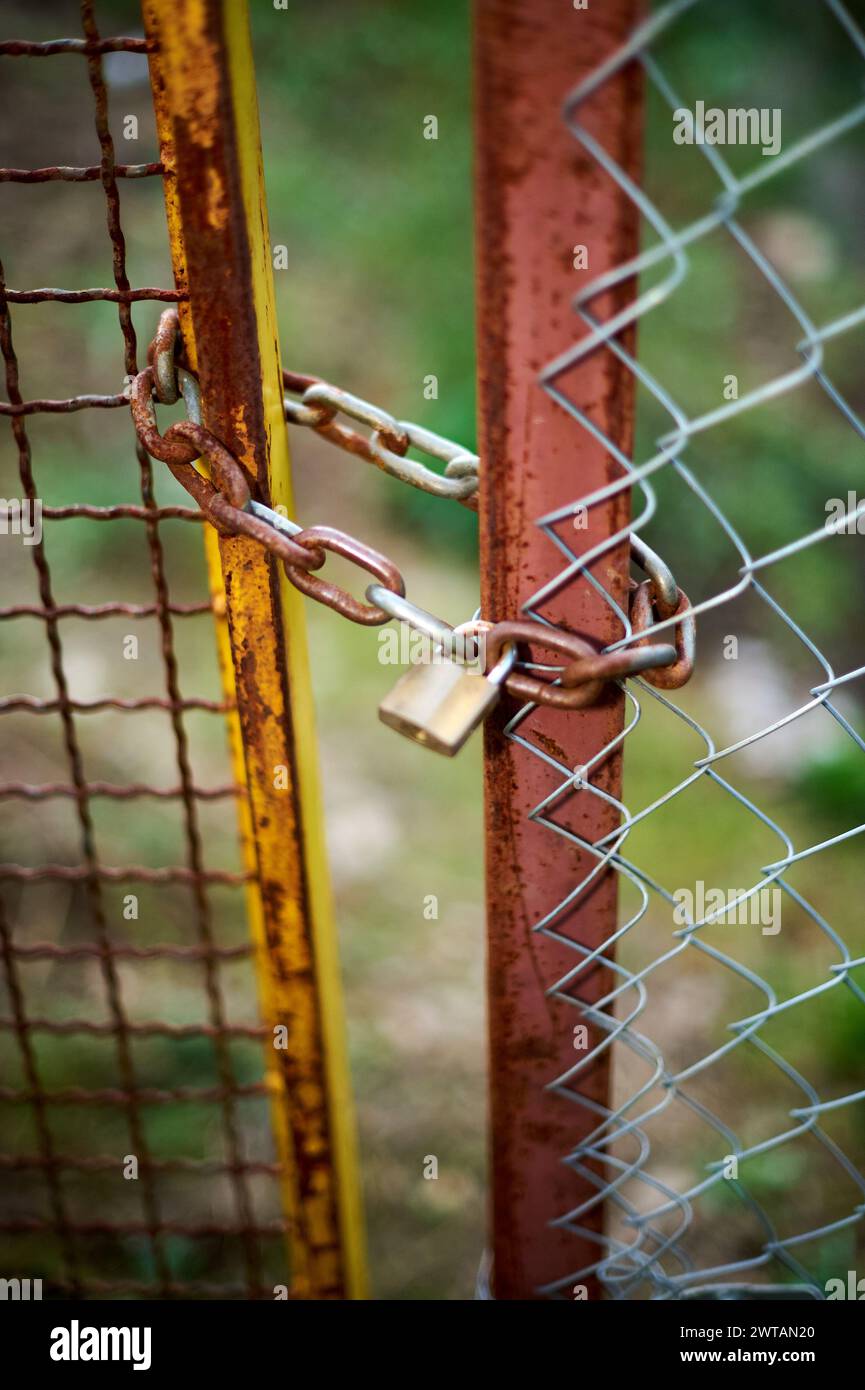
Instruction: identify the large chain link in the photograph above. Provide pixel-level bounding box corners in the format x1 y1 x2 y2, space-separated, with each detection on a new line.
127 311 694 708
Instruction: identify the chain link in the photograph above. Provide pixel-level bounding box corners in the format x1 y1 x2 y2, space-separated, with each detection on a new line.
629 581 695 689
283 372 480 507
282 525 406 626
127 313 694 707
128 363 325 572
485 619 678 710
628 538 695 690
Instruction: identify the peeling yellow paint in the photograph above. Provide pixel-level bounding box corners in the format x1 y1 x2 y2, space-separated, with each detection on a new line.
143 0 367 1302
205 165 228 231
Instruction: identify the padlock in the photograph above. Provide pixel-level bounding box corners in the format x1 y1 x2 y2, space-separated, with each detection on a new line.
378 645 515 757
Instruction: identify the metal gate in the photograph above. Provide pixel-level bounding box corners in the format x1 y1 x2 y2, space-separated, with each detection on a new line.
0 0 363 1301
1 0 864 1303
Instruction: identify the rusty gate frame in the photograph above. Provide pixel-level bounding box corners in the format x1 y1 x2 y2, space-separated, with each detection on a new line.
143 0 366 1300
474 0 643 1299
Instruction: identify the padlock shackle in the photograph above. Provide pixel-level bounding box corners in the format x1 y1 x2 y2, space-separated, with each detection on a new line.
365 584 458 653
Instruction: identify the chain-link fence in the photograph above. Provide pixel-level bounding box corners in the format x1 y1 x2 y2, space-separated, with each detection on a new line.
507 0 865 1298
0 4 290 1299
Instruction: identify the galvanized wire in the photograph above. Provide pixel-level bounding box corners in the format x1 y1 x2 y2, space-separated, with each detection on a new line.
507 0 865 1300
0 5 286 1300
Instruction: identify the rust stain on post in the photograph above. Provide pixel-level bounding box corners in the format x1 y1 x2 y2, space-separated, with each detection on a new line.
474 0 643 1298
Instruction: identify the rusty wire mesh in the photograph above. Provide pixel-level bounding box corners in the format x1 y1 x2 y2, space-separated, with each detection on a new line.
0 4 288 1299
501 0 865 1299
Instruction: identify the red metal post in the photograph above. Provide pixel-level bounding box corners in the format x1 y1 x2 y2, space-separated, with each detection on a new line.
474 0 643 1299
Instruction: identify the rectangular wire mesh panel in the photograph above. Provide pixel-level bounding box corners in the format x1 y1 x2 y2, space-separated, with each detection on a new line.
501 0 865 1298
0 4 289 1299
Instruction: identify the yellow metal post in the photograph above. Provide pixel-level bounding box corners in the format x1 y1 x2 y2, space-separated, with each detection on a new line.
143 0 367 1299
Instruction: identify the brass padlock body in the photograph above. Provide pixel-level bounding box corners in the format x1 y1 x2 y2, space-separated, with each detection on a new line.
378 659 501 756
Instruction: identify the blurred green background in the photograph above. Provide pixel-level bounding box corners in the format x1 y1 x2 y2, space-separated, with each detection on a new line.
0 0 864 1298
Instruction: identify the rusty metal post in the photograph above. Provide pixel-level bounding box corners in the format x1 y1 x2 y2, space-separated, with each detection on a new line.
474 0 643 1298
143 0 366 1299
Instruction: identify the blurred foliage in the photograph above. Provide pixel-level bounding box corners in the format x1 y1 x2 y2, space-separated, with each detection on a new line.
254 0 477 552
796 745 865 830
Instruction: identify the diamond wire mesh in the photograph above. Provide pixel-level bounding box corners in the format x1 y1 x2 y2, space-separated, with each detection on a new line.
506 0 865 1299
0 4 288 1299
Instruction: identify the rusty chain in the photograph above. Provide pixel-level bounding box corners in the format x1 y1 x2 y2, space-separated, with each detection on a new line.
283 371 480 508
127 311 694 708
